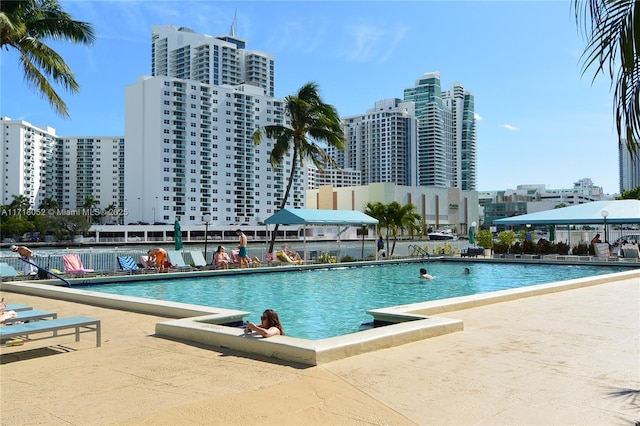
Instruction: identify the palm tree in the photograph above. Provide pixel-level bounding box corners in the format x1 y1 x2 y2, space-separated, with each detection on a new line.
574 0 639 156
0 0 96 118
364 201 392 251
386 202 421 256
253 82 345 252
9 194 31 211
38 196 58 210
81 195 99 224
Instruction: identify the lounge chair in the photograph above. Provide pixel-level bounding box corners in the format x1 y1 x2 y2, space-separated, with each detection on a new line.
276 250 303 265
117 256 140 272
62 254 95 274
622 248 640 259
0 316 101 348
4 304 32 312
167 251 191 270
188 251 208 268
1 309 57 325
593 243 611 258
0 263 18 278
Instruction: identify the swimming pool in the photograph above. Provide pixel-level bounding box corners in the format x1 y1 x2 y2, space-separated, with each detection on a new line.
77 262 625 340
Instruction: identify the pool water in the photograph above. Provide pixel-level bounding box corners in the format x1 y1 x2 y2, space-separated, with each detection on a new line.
79 262 624 339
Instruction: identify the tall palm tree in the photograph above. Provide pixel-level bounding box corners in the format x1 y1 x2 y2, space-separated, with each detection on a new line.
253 82 345 252
364 201 392 251
574 0 639 156
9 194 31 211
386 202 421 256
0 0 96 118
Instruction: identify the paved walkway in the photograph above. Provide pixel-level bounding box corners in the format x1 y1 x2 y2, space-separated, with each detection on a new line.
1 274 638 425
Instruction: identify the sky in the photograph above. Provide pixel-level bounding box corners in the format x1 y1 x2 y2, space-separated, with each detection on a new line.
0 0 621 194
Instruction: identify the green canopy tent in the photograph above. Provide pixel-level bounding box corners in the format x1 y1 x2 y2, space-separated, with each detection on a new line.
174 218 183 250
264 208 379 261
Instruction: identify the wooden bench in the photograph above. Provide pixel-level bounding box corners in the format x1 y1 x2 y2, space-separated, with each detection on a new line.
0 316 101 347
460 247 485 258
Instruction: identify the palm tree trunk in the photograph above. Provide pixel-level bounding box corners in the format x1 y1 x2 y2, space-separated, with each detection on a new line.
267 149 298 253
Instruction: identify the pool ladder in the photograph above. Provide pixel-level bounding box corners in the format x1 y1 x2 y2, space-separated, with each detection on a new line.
408 244 430 258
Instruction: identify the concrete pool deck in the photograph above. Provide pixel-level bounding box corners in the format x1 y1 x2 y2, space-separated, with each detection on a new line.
1 272 638 424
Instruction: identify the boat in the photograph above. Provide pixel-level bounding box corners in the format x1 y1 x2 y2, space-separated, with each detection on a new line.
428 228 458 241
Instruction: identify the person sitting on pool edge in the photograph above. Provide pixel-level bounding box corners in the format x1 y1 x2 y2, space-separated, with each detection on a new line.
419 268 434 280
245 309 285 337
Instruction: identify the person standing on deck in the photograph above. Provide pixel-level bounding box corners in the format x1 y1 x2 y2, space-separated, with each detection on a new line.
236 229 249 268
11 245 36 276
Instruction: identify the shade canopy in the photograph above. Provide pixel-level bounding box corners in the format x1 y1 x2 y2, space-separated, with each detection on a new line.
494 200 640 225
264 208 379 226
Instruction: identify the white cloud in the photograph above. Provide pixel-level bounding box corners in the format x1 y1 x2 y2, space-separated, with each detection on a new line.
503 124 518 131
474 113 482 120
345 24 406 63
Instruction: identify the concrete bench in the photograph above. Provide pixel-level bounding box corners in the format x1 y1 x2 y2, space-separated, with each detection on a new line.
0 316 101 347
460 247 484 258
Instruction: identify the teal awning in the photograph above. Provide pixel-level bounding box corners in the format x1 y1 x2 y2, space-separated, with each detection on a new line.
264 208 378 226
494 200 640 225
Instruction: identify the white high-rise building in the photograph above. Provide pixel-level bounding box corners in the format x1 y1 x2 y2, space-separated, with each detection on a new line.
151 25 275 97
56 136 124 214
0 117 57 207
619 142 640 193
125 75 303 226
336 99 417 186
0 117 125 214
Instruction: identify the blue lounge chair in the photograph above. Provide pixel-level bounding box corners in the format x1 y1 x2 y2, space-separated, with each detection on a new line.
117 256 139 272
0 263 18 278
0 316 101 347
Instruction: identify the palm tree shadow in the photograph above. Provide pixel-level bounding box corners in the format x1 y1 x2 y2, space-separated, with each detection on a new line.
604 386 640 424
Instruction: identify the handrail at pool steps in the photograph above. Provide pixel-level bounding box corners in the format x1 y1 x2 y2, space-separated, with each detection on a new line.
408 244 429 258
19 258 70 287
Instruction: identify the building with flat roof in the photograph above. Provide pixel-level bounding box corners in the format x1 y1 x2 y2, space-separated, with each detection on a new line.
307 182 479 236
619 142 640 193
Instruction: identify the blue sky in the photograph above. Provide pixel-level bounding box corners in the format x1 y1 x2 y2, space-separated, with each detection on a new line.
0 0 620 194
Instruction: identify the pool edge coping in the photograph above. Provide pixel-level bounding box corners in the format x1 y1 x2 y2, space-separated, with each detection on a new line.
2 266 638 366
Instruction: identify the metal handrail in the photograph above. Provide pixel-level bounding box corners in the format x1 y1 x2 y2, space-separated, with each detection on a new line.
19 258 70 287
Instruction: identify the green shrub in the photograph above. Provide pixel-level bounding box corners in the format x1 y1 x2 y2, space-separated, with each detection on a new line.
572 243 590 256
556 242 570 255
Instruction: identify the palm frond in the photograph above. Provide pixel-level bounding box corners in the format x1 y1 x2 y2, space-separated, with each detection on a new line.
574 0 640 153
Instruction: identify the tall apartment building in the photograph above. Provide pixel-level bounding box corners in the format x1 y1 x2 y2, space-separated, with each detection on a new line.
151 25 275 97
56 136 125 214
126 26 304 226
619 142 640 193
404 72 476 190
337 99 417 186
0 117 56 207
0 117 125 214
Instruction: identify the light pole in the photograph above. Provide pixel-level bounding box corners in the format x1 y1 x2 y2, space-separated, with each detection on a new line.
601 209 609 243
203 213 212 263
470 221 477 246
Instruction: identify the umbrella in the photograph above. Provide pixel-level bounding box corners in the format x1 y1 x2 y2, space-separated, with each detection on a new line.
468 225 475 246
174 219 183 250
549 225 555 242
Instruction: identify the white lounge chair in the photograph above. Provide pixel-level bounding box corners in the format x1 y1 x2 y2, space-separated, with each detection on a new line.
167 251 192 270
188 251 208 268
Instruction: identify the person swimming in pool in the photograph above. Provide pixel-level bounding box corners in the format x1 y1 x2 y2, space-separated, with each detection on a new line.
419 268 434 280
245 309 285 337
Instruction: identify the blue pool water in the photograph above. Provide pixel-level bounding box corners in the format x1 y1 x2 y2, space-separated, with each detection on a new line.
78 262 624 339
